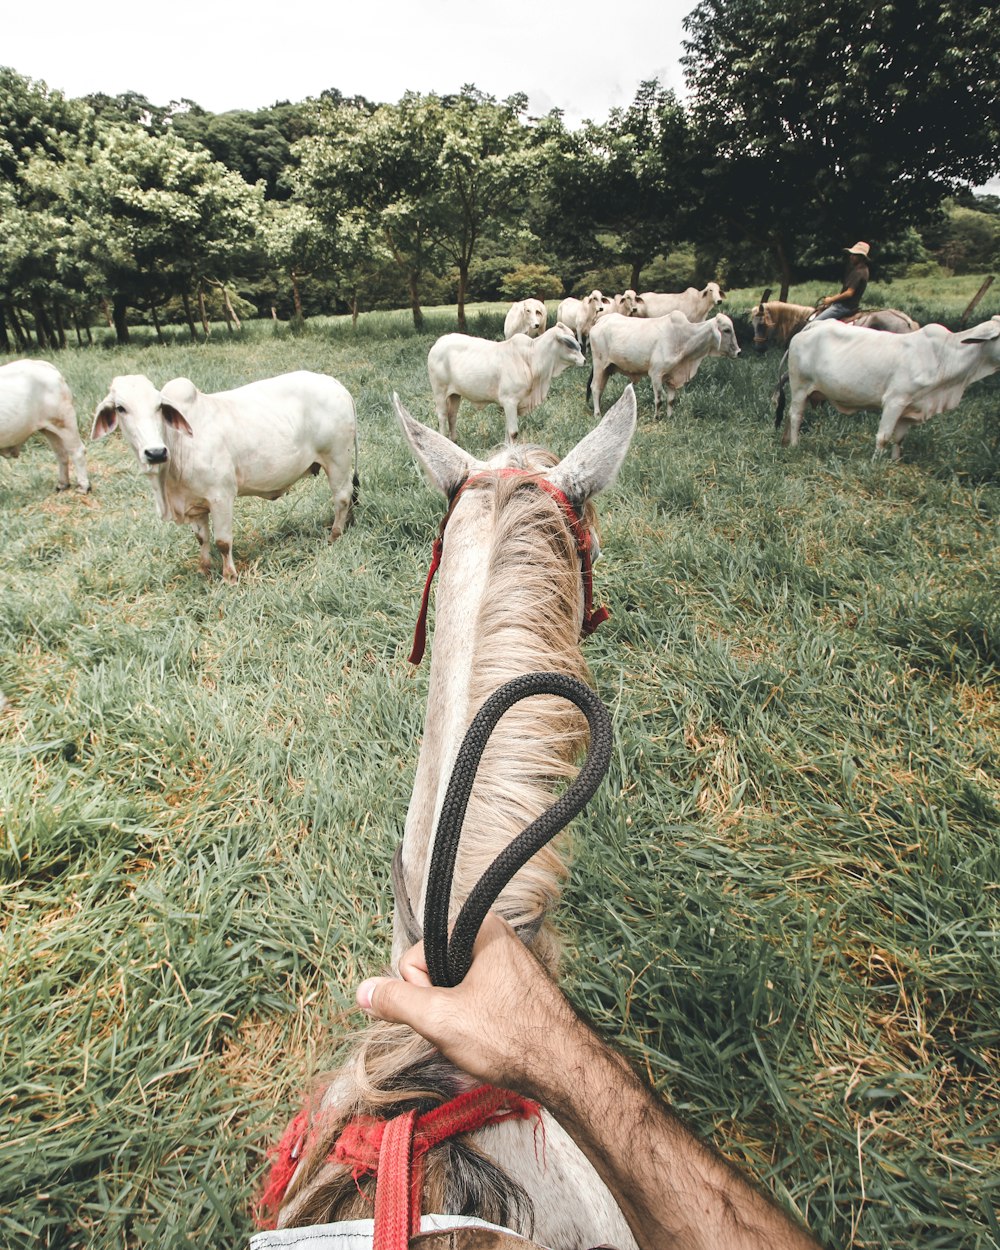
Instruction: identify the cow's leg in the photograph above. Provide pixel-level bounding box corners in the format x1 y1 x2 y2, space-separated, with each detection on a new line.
61 429 91 492
591 363 611 420
442 394 461 442
890 418 916 462
873 404 906 460
39 430 72 490
207 496 238 582
321 460 354 541
191 516 213 575
501 399 520 443
783 389 808 447
664 385 678 421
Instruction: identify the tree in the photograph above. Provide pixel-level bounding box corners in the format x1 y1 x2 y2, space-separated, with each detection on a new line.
682 0 1000 296
43 123 263 342
426 88 536 331
538 83 694 294
294 93 444 329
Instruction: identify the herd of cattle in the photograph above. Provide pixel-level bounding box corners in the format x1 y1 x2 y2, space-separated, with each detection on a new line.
2 286 999 578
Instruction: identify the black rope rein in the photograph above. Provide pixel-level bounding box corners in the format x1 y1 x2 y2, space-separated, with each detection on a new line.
422 671 613 988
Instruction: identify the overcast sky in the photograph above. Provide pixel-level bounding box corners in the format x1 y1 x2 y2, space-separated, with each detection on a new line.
5 0 697 125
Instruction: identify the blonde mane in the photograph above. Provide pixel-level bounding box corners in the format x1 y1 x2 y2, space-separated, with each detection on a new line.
274 454 600 1233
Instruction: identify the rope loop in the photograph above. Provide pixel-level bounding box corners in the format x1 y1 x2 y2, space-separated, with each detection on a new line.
422 672 613 987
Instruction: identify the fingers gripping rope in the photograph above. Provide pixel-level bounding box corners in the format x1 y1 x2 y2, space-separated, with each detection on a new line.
422 672 613 988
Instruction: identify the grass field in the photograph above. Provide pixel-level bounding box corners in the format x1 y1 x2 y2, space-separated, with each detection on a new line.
2 283 999 1249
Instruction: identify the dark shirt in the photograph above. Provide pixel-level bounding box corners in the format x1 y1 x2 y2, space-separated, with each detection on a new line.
842 258 869 310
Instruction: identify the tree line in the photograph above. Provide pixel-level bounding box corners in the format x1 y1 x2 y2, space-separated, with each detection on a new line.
2 0 999 350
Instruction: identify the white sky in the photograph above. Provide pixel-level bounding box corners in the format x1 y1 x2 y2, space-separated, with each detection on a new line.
4 0 697 125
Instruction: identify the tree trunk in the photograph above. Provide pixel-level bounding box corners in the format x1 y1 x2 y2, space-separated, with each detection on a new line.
85 320 93 345
101 297 114 329
112 294 130 344
774 238 793 302
181 292 197 341
10 305 32 349
225 287 241 331
0 309 10 353
629 259 643 291
291 271 304 321
408 271 425 331
150 301 165 345
53 304 67 349
271 305 279 321
351 292 359 329
197 283 211 337
456 262 469 333
31 299 52 350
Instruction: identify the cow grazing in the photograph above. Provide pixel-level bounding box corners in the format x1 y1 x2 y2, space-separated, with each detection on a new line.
0 360 90 493
589 311 741 420
775 316 1000 460
635 282 724 322
556 290 612 350
613 289 640 316
427 323 585 443
91 371 358 581
750 300 919 353
503 298 548 340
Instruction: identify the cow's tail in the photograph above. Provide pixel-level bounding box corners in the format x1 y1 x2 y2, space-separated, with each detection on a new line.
585 365 594 402
772 350 790 429
351 403 360 504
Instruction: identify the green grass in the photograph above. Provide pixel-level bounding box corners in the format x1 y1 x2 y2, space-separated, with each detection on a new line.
2 294 999 1249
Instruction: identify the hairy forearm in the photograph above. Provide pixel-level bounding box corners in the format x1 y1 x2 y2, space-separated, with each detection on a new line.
527 1017 820 1250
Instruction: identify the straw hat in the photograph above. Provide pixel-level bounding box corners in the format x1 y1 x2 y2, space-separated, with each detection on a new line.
845 241 871 257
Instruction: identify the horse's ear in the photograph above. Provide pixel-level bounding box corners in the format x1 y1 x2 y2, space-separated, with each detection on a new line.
392 393 482 496
548 384 637 505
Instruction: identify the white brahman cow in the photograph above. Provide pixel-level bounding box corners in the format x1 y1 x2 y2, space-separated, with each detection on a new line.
589 311 741 420
635 282 724 322
613 289 640 316
428 323 585 443
0 360 90 492
775 316 1000 460
556 290 612 351
92 371 358 581
503 298 548 340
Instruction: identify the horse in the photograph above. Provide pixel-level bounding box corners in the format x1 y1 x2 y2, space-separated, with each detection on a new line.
749 299 920 354
260 386 640 1249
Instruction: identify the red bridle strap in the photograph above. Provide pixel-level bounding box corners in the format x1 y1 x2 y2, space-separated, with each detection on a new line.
408 469 608 665
333 1085 542 1250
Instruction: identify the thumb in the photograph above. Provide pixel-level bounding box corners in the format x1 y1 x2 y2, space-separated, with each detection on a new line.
357 975 434 1027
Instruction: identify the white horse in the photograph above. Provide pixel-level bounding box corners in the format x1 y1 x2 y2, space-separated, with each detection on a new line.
265 386 639 1248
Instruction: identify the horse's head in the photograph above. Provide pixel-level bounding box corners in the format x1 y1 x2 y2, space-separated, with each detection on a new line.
391 388 638 971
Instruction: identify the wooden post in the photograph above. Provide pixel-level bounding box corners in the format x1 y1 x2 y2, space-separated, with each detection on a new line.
961 275 994 325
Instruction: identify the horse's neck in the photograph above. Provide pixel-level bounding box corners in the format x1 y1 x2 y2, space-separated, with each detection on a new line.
395 499 494 967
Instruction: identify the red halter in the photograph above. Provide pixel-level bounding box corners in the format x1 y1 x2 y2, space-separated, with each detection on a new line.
408 469 609 665
255 1085 542 1239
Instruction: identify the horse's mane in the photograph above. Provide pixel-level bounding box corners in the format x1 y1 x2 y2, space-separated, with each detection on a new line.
274 453 598 1233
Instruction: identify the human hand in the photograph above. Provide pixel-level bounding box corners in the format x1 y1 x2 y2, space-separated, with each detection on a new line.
357 912 583 1099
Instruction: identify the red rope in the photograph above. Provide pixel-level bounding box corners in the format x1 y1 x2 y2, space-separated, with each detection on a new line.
255 1086 541 1234
408 470 609 666
335 1086 542 1250
255 1108 312 1229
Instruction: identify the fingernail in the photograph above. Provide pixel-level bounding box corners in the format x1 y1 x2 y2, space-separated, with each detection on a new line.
356 979 377 1012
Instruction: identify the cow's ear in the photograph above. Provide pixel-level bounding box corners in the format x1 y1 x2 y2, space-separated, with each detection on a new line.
961 321 1000 345
548 384 637 506
392 393 481 496
91 396 118 440
160 403 194 437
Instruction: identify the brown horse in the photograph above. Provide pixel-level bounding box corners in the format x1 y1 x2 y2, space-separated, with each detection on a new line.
749 300 919 353
261 388 639 1248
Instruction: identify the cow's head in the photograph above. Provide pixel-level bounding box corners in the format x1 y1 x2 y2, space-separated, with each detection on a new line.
710 314 741 358
703 281 724 306
91 374 193 472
